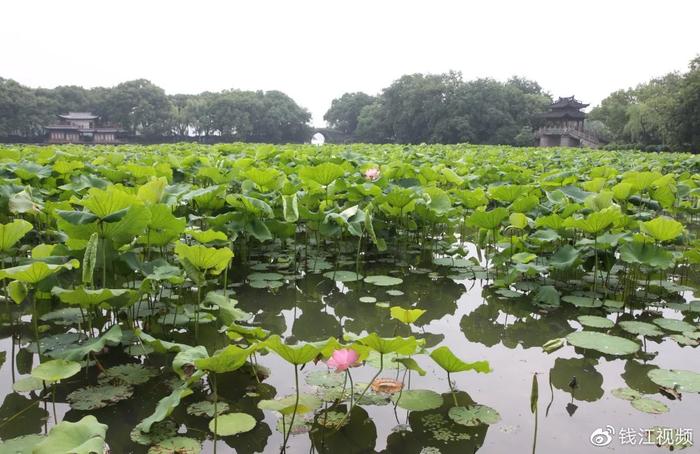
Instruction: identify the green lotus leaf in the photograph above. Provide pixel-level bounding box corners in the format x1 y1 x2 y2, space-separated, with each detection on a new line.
174 242 233 275
258 394 322 415
136 330 190 354
12 376 47 393
0 259 80 284
392 357 427 376
619 241 674 269
511 252 537 264
98 364 159 385
133 176 166 204
532 285 560 307
194 345 255 374
386 289 404 296
640 216 684 242
173 346 209 379
561 295 603 308
305 370 346 387
572 207 620 234
630 398 669 414
429 346 491 374
31 359 81 382
323 270 363 282
78 186 140 218
364 275 403 286
566 331 640 356
653 318 696 333
0 219 32 252
389 307 426 324
53 325 122 361
55 210 99 225
611 387 643 401
141 204 187 246
299 162 346 187
7 280 27 304
188 401 230 418
264 335 334 365
577 315 614 329
208 412 256 436
391 389 442 411
0 434 45 453
357 333 418 355
359 296 377 303
467 207 508 230
448 404 501 426
548 245 580 270
32 415 107 454
186 228 227 244
137 385 194 433
647 369 700 392
51 286 138 308
130 419 177 446
489 184 528 203
147 436 201 454
67 384 133 410
619 321 664 337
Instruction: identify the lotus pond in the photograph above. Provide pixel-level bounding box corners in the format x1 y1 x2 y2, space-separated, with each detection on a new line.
0 143 698 453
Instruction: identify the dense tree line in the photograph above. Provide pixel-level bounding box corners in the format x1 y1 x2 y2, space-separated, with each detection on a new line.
1 56 698 149
590 56 700 152
324 72 552 145
0 79 311 142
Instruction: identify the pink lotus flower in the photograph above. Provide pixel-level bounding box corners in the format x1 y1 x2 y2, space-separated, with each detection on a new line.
326 348 360 372
364 168 380 181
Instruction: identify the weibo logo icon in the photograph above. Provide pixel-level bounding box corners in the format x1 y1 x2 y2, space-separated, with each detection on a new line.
590 425 615 447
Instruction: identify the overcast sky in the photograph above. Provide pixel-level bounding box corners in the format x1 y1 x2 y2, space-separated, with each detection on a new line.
2 0 698 126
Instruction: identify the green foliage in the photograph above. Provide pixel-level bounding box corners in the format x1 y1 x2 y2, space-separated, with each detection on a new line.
33 415 108 454
429 346 491 374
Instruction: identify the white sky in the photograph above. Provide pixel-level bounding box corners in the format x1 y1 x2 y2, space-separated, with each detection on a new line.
2 0 698 126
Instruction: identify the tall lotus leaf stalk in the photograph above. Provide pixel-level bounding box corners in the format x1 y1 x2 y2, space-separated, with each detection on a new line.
212 373 218 454
281 365 300 453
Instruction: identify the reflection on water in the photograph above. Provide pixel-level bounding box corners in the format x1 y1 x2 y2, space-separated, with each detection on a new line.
0 246 698 453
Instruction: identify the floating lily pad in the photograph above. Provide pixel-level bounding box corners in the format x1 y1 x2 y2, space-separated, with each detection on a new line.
277 414 312 435
364 275 403 286
12 376 46 393
130 419 177 445
391 389 443 411
566 331 640 355
495 288 521 299
322 271 362 282
386 290 404 296
611 387 642 401
249 280 283 289
448 405 501 426
98 364 158 385
630 398 669 414
187 401 230 418
577 315 614 329
359 296 377 304
619 321 664 337
67 384 133 410
0 434 45 453
653 318 697 333
648 369 700 392
208 412 256 436
562 295 603 308
305 370 345 388
671 334 699 346
147 436 201 454
247 272 284 281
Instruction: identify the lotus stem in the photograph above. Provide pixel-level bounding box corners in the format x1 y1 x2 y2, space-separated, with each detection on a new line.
281 364 299 453
447 371 458 407
212 374 218 454
336 353 383 430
